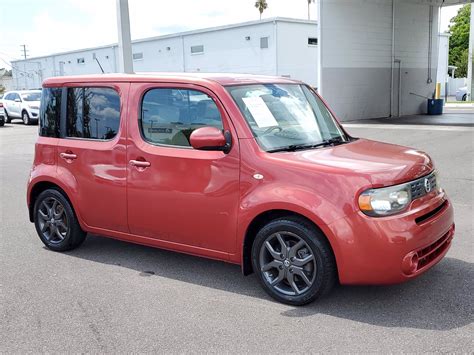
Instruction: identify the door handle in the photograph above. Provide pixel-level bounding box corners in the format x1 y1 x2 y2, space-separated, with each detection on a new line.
60 152 77 160
129 160 151 168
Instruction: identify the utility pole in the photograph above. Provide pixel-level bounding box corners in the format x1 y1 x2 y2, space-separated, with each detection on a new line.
116 0 133 73
20 45 28 60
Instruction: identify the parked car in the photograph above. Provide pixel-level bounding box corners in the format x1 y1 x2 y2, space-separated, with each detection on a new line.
455 86 468 101
27 73 454 305
0 94 5 126
3 90 41 124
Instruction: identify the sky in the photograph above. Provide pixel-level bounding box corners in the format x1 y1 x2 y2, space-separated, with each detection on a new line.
0 0 464 69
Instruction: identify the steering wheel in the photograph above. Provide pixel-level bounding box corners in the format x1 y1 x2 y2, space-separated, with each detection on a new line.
261 126 282 135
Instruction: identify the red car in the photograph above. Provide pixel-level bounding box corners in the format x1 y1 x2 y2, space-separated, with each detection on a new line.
27 73 454 305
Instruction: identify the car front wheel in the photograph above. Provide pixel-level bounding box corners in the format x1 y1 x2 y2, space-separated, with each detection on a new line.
22 111 30 125
33 189 87 251
252 216 337 306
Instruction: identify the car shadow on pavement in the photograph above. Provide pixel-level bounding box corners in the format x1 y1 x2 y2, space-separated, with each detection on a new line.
66 234 473 331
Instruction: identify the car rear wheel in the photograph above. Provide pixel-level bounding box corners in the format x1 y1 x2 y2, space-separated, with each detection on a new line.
462 94 467 102
251 216 337 306
22 111 30 125
34 189 87 251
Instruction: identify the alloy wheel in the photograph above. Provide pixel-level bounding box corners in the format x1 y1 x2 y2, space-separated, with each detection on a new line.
37 197 69 244
259 231 317 296
22 112 29 125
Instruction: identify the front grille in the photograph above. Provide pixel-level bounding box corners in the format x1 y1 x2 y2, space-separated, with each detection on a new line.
416 227 453 270
410 171 437 200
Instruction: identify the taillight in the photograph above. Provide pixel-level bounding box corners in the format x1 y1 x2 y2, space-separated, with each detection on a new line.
0 103 3 108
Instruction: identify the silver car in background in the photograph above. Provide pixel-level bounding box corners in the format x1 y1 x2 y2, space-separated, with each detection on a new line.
2 90 41 125
455 86 468 101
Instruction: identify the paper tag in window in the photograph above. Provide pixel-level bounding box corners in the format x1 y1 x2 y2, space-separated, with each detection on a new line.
242 97 278 128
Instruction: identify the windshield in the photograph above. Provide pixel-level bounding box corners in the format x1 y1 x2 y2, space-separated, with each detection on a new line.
227 84 348 152
21 92 41 102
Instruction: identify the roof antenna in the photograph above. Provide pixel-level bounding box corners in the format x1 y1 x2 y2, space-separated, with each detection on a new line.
92 53 105 74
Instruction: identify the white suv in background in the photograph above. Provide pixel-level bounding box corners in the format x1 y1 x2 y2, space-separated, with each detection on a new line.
3 90 41 125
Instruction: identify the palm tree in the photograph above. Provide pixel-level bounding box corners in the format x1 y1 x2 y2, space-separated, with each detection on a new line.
255 0 268 20
307 0 315 20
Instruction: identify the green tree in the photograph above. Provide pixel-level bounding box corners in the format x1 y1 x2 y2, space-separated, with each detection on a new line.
448 4 470 78
255 0 268 20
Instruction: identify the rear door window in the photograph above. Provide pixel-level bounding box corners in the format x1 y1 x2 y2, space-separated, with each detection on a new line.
66 87 120 140
140 88 223 147
39 88 62 137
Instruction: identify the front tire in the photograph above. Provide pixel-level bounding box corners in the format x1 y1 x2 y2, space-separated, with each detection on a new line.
33 189 86 251
251 217 337 306
22 111 30 125
462 94 467 102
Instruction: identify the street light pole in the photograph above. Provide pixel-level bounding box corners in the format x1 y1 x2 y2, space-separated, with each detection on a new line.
116 0 133 74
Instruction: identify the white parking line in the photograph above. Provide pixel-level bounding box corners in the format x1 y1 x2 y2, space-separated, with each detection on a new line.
343 124 474 132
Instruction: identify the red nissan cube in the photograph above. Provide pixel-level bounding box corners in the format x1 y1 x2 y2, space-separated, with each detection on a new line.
27 73 454 305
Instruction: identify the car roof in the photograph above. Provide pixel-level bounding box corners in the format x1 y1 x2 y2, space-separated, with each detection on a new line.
43 72 303 87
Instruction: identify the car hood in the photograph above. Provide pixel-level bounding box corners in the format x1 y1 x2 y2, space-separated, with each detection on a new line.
271 138 433 187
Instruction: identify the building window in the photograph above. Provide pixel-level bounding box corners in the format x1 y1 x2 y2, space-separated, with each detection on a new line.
77 57 85 64
260 37 269 49
133 52 144 61
308 37 318 46
66 87 120 140
141 88 223 147
191 45 204 54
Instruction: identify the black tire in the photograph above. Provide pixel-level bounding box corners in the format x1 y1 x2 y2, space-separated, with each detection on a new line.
22 111 30 125
251 216 337 306
4 110 11 123
0 119 4 127
33 189 86 251
462 94 467 102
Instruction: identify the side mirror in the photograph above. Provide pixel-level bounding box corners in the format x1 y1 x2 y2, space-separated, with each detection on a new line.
14 98 21 103
190 126 231 153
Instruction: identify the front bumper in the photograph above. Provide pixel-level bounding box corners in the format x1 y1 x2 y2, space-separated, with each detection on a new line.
328 189 454 285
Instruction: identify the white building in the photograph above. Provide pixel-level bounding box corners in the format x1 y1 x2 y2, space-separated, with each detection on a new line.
11 18 319 90
11 0 470 121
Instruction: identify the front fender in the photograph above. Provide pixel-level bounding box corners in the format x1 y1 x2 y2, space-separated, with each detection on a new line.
236 183 347 268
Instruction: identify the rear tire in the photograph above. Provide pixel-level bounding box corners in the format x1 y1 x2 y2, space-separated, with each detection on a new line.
251 216 337 306
0 120 4 127
462 94 467 102
33 189 86 251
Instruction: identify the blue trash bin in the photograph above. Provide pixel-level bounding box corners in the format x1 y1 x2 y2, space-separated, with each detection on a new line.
427 99 444 115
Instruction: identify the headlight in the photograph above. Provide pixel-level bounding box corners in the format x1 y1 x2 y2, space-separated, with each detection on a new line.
28 105 39 110
358 183 412 217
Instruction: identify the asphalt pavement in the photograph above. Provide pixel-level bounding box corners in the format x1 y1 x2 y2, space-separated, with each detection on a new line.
1 120 473 353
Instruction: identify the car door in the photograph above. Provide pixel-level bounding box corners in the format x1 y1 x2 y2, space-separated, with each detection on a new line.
56 83 129 233
10 93 22 117
126 83 240 256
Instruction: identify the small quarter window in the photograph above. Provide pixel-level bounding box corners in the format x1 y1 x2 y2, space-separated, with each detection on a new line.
308 37 318 46
260 37 269 49
66 87 120 140
141 88 223 147
191 45 204 54
39 88 62 137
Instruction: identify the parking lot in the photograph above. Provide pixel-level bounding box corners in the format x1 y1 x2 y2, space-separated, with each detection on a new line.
1 120 473 352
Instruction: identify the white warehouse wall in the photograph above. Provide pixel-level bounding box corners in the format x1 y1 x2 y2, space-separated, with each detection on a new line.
10 18 318 90
277 21 319 86
320 0 440 121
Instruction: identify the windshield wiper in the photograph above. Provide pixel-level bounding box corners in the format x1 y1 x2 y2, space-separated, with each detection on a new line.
267 137 347 153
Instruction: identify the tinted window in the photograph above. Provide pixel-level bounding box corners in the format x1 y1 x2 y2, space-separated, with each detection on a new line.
141 89 223 147
66 87 120 140
39 88 62 137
